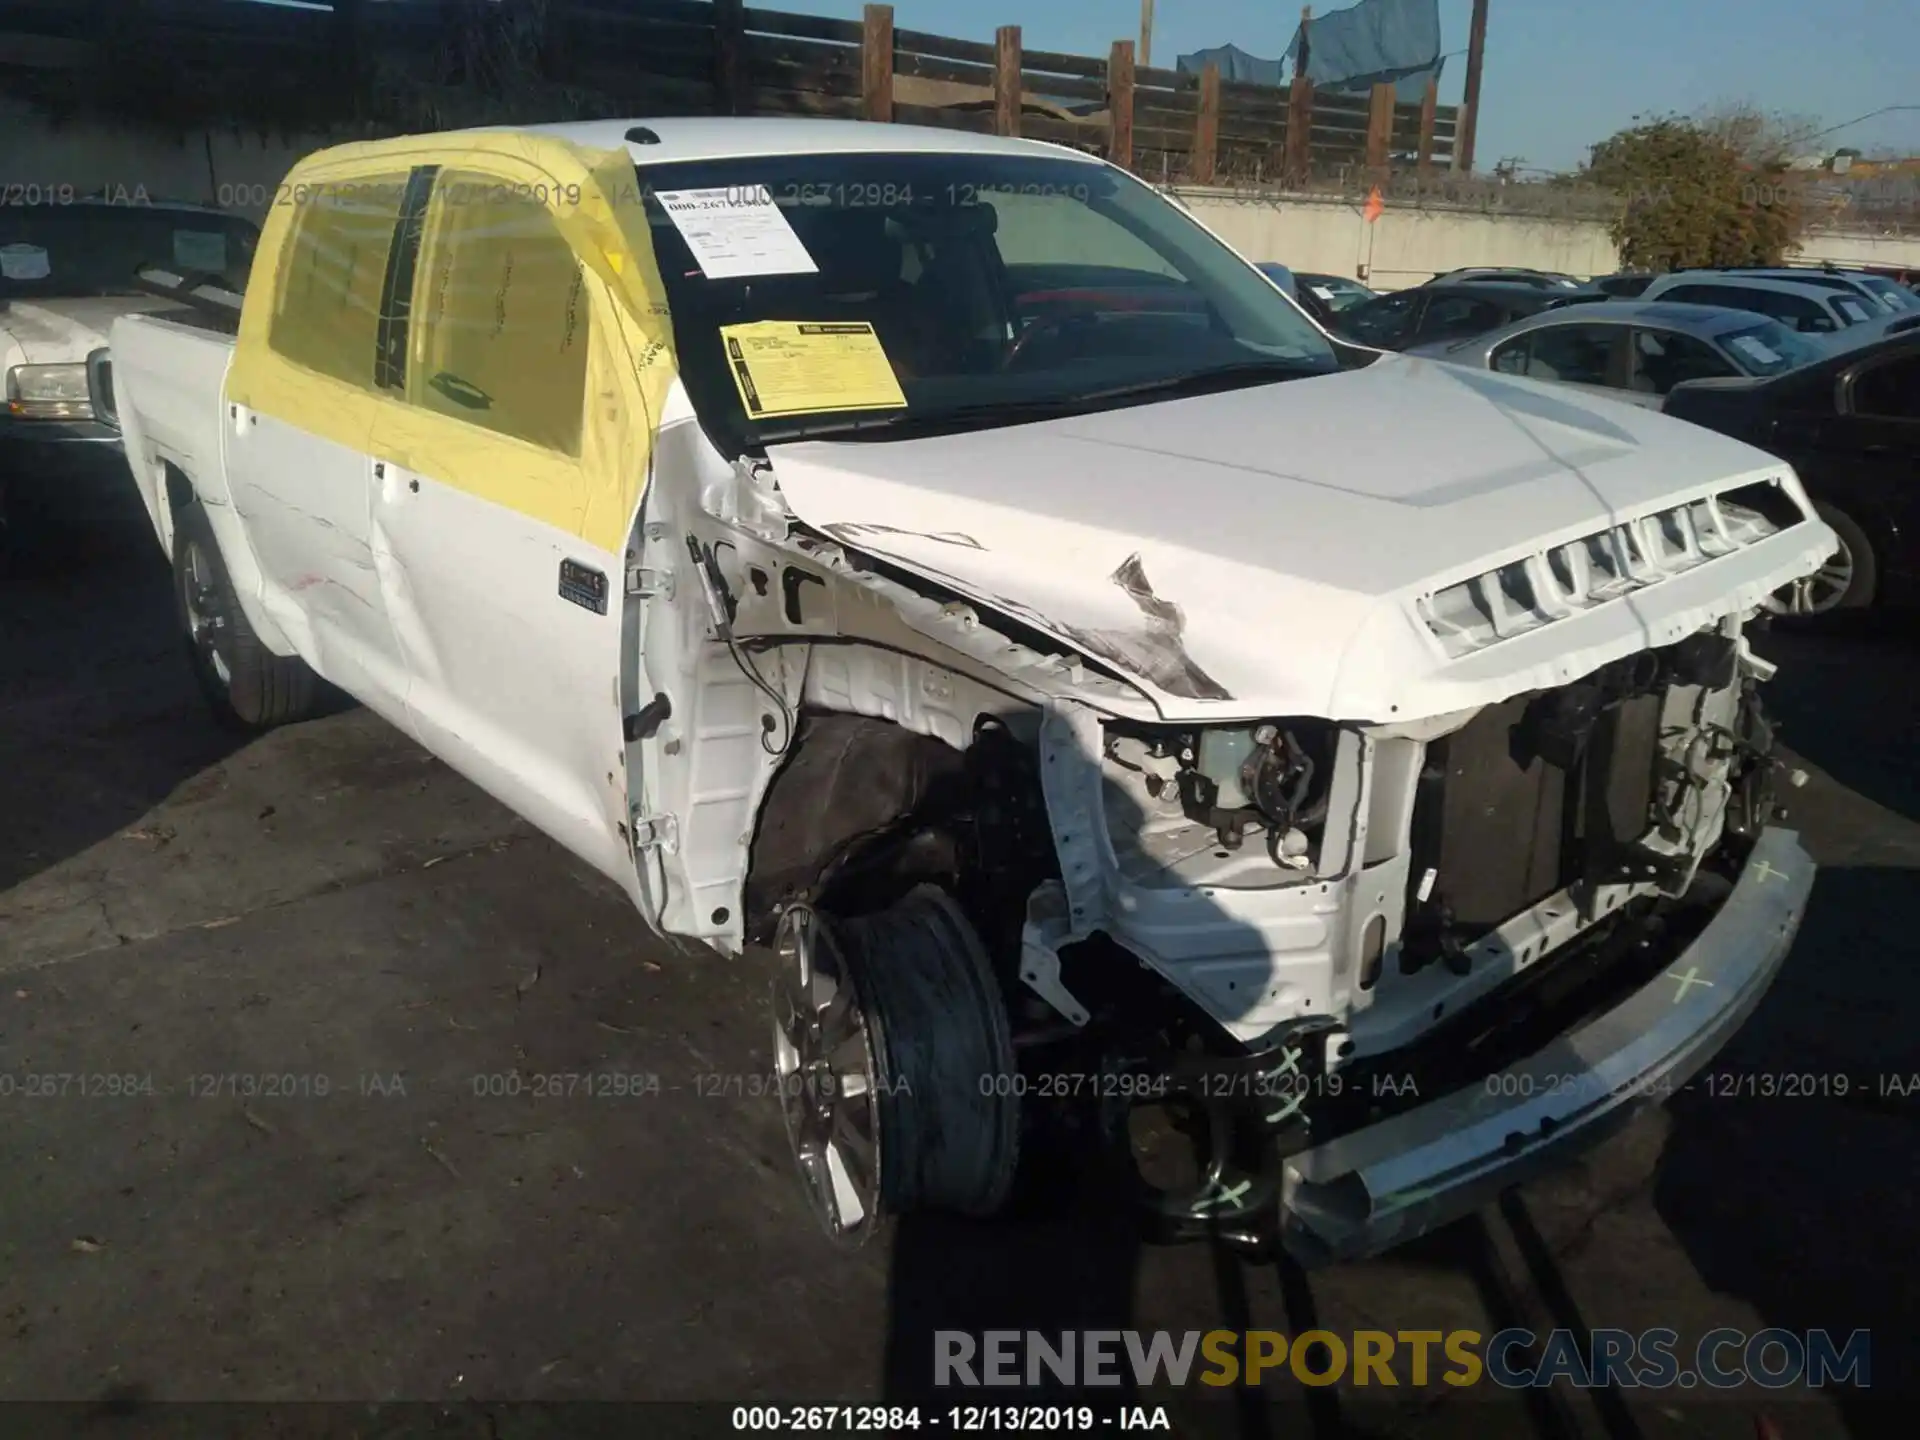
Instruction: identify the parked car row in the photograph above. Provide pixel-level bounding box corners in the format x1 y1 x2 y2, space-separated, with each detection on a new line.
1327 279 1603 351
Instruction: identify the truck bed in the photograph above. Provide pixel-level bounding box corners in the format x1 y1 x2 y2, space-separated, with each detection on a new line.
109 310 237 554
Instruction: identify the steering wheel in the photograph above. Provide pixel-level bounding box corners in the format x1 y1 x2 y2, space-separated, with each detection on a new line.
1001 307 1100 372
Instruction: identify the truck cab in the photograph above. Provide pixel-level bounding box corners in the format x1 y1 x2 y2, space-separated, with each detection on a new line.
109 118 1830 1261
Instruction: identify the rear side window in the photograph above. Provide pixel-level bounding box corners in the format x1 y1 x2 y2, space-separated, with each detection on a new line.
1341 290 1419 345
1418 296 1504 342
410 172 591 456
1685 286 1830 333
1494 323 1618 385
269 177 410 385
1631 328 1736 393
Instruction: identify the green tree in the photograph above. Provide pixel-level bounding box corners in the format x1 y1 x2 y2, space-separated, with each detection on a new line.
1581 113 1804 271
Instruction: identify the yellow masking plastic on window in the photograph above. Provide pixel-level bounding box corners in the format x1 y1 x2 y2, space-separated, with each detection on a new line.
411 171 592 455
269 176 410 387
227 133 679 556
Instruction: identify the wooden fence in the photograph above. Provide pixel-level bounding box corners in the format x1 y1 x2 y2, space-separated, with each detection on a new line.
0 0 1465 181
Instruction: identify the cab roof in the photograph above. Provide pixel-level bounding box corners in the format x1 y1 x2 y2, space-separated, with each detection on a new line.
464 117 1099 166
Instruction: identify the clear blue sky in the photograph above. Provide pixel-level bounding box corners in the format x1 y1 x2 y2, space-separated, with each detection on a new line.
264 0 1920 171
767 0 1920 170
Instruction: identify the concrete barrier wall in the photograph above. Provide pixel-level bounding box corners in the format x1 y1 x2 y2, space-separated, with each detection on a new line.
1172 187 1623 288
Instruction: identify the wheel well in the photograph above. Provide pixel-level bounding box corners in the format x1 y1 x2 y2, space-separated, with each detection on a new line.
742 709 1057 957
164 463 195 516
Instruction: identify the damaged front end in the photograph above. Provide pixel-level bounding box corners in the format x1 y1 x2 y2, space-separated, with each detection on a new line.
1006 617 1807 1258
655 422 1825 1260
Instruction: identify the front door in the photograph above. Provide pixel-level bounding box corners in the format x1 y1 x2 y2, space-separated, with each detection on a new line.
365 149 675 895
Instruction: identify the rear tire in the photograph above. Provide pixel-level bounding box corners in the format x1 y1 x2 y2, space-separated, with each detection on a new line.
173 500 318 731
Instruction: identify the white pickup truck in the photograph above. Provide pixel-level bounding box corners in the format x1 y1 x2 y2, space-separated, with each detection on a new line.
110 117 1829 1262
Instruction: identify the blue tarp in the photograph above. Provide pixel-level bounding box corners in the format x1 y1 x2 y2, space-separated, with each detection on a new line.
1178 0 1444 103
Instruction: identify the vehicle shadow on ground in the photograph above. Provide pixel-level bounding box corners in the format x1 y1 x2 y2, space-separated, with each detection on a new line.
1757 619 1920 825
1653 621 1920 1435
0 477 248 893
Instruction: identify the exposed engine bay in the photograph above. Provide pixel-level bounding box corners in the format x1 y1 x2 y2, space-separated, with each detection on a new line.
1102 719 1336 877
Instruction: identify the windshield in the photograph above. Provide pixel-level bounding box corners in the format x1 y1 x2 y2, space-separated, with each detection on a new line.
635 152 1336 448
0 205 259 298
1718 320 1825 377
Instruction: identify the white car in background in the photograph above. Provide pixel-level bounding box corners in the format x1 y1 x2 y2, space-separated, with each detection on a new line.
1639 272 1879 340
1714 266 1919 316
2 198 258 533
109 117 1828 1263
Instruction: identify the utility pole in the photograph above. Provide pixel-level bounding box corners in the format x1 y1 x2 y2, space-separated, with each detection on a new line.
1138 0 1153 69
1296 7 1311 83
1457 0 1489 173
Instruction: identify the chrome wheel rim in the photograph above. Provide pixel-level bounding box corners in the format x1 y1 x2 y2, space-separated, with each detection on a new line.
182 541 232 685
1764 536 1854 616
770 904 884 1244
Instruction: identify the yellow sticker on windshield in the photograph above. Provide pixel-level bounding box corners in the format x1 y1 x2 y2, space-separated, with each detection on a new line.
718 321 907 419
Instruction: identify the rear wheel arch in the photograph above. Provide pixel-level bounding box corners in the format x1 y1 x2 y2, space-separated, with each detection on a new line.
172 498 320 730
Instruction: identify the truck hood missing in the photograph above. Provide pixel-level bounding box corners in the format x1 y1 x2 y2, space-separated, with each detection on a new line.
765 357 1837 724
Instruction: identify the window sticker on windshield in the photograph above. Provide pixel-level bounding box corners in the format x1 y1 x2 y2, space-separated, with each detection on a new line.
0 244 51 281
1310 285 1334 300
718 321 906 419
1729 335 1781 365
173 229 229 274
655 187 818 280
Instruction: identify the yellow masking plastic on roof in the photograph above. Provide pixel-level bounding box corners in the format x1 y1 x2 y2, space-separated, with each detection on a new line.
720 322 907 419
228 132 678 556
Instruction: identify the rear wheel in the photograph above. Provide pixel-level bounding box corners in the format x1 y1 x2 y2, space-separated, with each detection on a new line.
769 886 1019 1244
1766 501 1878 618
173 501 318 731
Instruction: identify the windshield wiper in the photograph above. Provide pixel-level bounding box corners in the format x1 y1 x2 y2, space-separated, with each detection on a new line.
757 358 1328 444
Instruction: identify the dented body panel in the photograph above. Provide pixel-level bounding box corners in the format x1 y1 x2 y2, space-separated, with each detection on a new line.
765 360 1835 724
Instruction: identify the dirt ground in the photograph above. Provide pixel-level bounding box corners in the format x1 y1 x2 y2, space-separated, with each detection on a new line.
1 476 1914 1438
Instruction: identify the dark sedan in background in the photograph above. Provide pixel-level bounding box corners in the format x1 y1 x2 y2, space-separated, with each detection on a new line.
1327 279 1603 351
1665 330 1920 616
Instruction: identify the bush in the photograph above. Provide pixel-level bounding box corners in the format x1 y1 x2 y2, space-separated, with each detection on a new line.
1582 114 1803 271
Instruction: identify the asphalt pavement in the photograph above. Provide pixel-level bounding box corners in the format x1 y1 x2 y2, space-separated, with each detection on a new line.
1 475 1914 1439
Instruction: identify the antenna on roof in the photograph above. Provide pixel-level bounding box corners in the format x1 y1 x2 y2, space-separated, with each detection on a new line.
625 126 661 146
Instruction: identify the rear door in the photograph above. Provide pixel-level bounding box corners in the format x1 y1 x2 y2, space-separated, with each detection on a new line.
1829 347 1920 578
224 171 416 724
365 151 670 896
